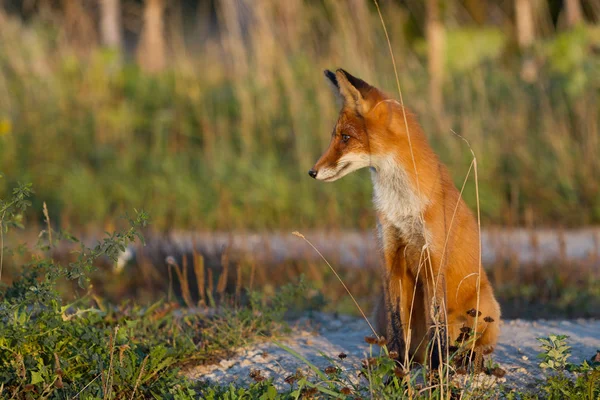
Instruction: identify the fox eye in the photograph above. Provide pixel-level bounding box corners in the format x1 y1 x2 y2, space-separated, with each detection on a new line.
341 134 350 143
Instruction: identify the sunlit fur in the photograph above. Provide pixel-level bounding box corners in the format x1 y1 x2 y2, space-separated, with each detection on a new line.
315 152 371 182
311 69 500 367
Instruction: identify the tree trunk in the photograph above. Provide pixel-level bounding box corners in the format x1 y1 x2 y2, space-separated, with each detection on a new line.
515 0 537 81
137 0 166 73
515 0 534 49
564 0 584 27
464 0 487 25
426 0 445 116
63 0 97 54
99 0 122 50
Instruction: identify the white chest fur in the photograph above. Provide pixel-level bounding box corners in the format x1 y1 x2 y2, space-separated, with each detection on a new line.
370 156 428 245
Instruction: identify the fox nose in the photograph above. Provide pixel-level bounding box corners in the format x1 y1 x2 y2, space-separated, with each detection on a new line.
308 169 317 179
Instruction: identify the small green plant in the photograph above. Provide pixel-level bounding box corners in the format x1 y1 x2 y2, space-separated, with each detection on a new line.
201 379 282 400
537 334 571 371
503 335 600 399
0 181 32 231
0 179 305 398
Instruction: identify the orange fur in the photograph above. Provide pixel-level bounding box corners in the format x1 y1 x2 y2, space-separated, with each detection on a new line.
310 69 500 367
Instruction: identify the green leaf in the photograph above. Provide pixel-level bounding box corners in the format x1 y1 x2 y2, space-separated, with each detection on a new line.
266 384 277 399
30 371 44 385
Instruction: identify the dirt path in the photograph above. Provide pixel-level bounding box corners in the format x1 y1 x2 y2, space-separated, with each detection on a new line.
184 314 600 393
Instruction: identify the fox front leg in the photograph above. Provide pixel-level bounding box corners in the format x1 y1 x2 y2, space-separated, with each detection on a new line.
423 266 448 370
383 285 406 359
380 226 412 362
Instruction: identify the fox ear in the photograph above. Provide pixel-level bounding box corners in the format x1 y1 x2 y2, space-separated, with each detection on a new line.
324 69 339 89
324 69 343 105
335 69 373 114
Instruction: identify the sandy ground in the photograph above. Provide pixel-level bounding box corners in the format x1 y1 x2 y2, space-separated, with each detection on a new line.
184 314 600 394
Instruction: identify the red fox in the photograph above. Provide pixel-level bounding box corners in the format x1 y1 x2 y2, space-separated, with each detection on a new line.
309 69 500 368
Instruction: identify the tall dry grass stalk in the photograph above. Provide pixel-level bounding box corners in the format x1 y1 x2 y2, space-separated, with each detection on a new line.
0 0 598 232
372 1 451 391
193 248 206 307
130 355 148 400
0 212 4 282
292 231 378 337
103 325 120 398
216 247 230 300
168 256 194 308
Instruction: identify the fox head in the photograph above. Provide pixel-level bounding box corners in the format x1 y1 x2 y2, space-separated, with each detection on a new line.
308 69 392 182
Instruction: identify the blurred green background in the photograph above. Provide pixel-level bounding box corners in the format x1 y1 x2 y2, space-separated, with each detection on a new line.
0 0 599 232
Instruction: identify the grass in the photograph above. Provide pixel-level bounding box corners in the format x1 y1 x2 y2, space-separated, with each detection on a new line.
0 181 309 398
2 181 599 399
0 3 599 231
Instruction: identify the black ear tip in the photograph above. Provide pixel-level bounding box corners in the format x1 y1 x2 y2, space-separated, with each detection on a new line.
324 69 339 88
336 68 365 87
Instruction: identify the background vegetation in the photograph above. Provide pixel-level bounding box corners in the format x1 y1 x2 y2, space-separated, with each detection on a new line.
2 182 598 399
1 1 600 397
0 0 598 232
